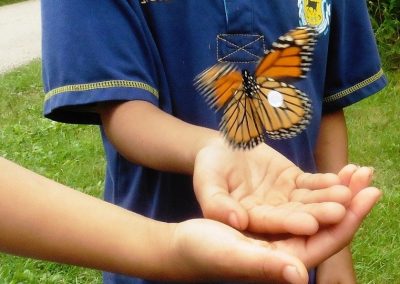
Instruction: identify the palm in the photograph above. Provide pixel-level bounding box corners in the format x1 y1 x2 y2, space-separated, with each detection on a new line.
194 142 352 235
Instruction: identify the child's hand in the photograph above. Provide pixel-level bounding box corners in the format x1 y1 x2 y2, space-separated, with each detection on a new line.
169 219 309 284
169 185 380 283
194 141 356 235
315 164 373 283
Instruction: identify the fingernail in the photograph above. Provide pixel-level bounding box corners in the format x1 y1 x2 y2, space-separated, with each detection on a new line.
283 265 302 284
228 212 241 230
368 167 375 176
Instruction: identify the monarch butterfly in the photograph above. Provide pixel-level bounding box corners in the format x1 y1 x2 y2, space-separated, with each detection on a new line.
195 26 317 149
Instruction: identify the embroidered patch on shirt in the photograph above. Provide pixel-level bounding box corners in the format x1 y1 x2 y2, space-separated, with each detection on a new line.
298 0 331 35
217 34 265 63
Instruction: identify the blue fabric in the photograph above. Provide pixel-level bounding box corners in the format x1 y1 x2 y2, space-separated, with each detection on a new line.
41 1 386 283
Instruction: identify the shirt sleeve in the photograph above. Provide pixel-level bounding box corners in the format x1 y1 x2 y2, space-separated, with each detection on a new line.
41 0 161 124
322 0 387 113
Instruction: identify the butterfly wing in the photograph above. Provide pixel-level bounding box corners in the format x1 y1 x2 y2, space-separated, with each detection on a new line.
255 26 317 79
219 77 312 147
195 64 265 148
219 89 266 149
255 77 312 139
194 26 316 149
251 26 316 140
194 63 243 110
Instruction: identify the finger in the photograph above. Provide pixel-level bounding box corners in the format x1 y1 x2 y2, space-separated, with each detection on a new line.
302 187 381 267
347 187 381 222
246 205 319 235
348 167 374 196
296 172 341 190
338 164 359 186
290 185 352 205
302 202 346 226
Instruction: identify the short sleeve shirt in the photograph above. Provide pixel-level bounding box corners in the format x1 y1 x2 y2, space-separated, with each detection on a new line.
41 1 386 283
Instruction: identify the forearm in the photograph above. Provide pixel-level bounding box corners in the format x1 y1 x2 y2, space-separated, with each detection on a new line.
316 247 356 283
314 110 356 282
314 109 348 173
99 100 221 174
0 157 177 280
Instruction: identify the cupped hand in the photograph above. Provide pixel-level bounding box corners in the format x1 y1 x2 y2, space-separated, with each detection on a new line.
315 164 374 283
170 183 381 284
194 141 353 235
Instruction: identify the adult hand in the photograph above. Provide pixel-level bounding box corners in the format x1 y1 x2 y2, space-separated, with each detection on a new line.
171 183 380 284
194 141 353 235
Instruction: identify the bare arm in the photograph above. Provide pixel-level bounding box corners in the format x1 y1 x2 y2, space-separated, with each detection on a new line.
0 157 310 283
0 157 173 279
98 100 220 174
314 109 357 283
314 109 348 173
98 100 357 234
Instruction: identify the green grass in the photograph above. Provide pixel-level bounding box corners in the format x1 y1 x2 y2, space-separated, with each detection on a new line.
0 61 103 282
0 60 399 283
0 0 27 7
346 71 400 283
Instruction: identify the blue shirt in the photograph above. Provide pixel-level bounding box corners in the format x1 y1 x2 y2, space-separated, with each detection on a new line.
41 1 386 283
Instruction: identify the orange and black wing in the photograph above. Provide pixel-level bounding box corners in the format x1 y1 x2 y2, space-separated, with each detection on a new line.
194 27 316 149
219 77 312 148
255 26 317 79
255 77 312 139
195 64 265 148
219 89 266 149
194 63 243 110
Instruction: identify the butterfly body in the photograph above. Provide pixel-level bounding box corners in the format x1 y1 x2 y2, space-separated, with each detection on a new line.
241 70 259 99
195 26 317 149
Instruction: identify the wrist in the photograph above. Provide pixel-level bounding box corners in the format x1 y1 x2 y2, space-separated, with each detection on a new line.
153 222 182 280
160 221 198 281
188 129 223 173
121 219 179 281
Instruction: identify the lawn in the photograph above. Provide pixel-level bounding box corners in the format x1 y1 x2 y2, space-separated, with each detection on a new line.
0 0 27 7
346 71 400 283
0 61 103 282
0 60 399 283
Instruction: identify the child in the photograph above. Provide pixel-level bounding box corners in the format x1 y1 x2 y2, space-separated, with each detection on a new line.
41 1 386 283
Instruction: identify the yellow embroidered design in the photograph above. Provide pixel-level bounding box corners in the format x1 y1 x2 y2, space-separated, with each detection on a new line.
45 80 159 101
324 69 384 103
304 0 324 27
298 0 331 35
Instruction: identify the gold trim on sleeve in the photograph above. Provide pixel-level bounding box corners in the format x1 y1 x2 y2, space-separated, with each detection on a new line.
323 68 384 103
45 80 159 101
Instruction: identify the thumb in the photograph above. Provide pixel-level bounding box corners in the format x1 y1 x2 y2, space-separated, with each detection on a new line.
233 239 309 284
194 182 249 231
304 186 381 268
193 144 248 230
